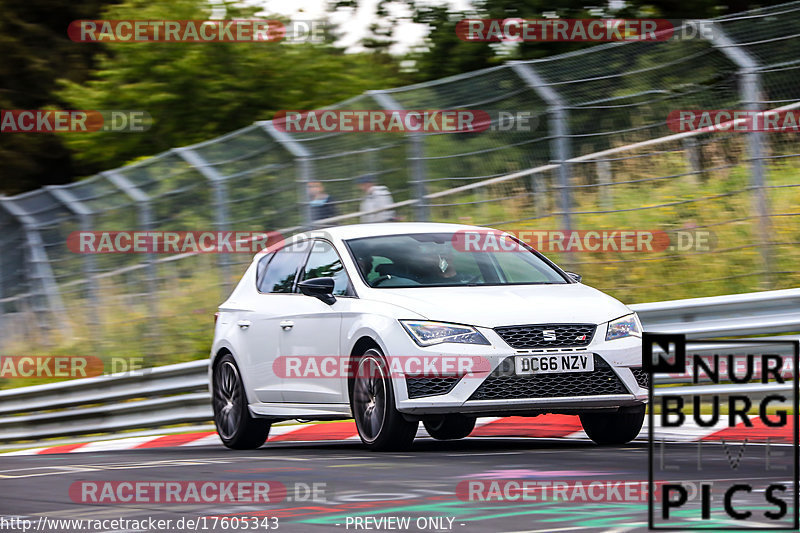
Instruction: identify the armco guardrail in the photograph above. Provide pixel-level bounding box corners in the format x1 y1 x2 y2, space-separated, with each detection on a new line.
0 360 212 441
0 288 798 443
0 359 208 417
630 287 800 338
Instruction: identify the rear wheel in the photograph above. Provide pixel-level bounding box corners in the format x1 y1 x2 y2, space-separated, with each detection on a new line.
580 404 645 445
423 415 475 440
213 354 271 449
352 348 418 451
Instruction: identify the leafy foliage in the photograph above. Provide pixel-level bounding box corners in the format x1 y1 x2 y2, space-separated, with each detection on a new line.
56 0 406 173
0 0 118 193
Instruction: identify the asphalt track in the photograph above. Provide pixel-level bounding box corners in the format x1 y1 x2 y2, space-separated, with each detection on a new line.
0 435 796 533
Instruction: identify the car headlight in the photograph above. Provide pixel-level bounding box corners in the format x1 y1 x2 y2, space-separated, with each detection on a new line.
606 313 642 341
400 320 490 347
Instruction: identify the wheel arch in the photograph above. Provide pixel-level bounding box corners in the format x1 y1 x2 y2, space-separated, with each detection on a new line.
210 346 259 405
211 346 232 367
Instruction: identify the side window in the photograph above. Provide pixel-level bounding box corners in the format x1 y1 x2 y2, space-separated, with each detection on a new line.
255 252 274 289
257 243 309 293
301 240 350 296
493 251 562 283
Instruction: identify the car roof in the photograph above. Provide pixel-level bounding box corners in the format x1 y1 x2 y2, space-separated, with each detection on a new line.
250 222 501 261
292 222 491 242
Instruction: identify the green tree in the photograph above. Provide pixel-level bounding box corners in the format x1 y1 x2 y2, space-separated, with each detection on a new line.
57 0 407 173
406 5 497 81
352 0 795 82
0 0 118 194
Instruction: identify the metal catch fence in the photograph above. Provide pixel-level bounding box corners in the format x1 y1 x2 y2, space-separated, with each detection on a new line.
1 4 800 363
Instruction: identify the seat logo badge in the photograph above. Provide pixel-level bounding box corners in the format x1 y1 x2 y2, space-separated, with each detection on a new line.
542 330 557 341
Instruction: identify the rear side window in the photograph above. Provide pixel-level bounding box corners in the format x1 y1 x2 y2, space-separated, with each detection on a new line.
257 243 309 293
255 252 274 289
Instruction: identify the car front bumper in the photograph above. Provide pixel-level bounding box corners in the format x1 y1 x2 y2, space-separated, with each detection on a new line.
390 326 646 416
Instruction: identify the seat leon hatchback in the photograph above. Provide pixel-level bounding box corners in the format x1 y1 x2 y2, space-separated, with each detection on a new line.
210 222 646 450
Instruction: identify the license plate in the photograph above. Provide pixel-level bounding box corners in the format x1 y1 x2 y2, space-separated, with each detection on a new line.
514 353 594 375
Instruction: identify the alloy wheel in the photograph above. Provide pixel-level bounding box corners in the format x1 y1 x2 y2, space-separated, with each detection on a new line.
213 360 242 440
353 351 387 443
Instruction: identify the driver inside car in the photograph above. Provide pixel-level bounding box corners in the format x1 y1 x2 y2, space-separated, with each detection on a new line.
411 249 477 285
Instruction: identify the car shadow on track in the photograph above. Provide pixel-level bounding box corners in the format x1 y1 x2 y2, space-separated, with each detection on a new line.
235 437 649 454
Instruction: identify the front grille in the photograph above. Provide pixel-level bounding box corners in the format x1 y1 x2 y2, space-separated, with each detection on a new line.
631 368 649 389
468 354 628 401
406 376 461 398
494 323 596 349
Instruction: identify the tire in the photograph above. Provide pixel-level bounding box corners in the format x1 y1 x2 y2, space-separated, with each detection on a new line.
580 404 646 445
423 415 476 440
351 347 418 451
212 354 271 450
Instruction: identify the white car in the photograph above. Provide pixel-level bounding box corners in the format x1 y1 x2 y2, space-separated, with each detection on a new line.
210 222 646 451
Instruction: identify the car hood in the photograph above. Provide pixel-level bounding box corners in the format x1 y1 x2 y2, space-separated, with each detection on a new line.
361 283 632 327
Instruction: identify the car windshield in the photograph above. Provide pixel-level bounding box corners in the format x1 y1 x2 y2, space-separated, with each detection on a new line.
346 232 568 288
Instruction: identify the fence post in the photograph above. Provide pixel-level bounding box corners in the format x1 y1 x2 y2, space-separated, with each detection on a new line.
45 186 100 337
532 173 546 217
298 157 313 227
259 121 314 229
0 198 70 342
173 147 233 296
682 138 702 186
408 133 429 222
369 90 429 222
596 159 613 210
511 62 572 235
707 23 773 287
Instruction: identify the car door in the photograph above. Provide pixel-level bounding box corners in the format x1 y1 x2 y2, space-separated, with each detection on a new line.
243 241 311 403
279 239 350 404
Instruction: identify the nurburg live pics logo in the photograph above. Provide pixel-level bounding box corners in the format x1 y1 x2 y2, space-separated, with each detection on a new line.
644 332 800 530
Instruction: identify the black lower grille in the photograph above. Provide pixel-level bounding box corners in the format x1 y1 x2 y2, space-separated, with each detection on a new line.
468 354 628 401
494 324 596 349
407 376 461 398
631 368 649 388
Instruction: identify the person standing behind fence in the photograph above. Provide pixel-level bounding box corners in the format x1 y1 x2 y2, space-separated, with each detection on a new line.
308 180 337 222
357 175 395 223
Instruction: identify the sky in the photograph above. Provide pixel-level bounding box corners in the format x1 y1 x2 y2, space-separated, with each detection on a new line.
243 0 473 53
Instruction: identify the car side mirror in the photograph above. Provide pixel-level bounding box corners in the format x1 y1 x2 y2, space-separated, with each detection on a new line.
298 277 336 305
566 271 582 283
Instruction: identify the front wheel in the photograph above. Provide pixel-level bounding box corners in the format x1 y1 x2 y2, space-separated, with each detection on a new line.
580 404 645 445
213 354 271 449
351 348 418 451
423 415 475 440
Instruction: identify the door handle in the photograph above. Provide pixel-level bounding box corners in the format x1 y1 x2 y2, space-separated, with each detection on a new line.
237 320 251 329
279 320 294 331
